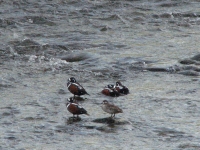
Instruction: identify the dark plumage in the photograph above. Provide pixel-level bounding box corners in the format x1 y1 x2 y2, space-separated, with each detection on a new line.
67 77 89 98
115 81 129 95
101 84 120 97
66 99 89 118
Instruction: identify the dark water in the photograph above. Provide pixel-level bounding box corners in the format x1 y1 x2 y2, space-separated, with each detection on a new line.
0 0 200 149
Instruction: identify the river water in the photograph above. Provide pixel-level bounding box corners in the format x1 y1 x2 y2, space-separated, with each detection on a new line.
0 0 200 149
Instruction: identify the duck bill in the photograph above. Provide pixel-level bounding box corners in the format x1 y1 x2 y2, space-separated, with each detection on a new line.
85 113 90 116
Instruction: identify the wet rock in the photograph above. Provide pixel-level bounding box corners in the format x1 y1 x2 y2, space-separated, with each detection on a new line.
178 70 199 76
93 117 130 125
179 59 198 65
172 12 200 18
178 143 200 149
82 125 96 130
182 13 199 18
145 67 168 72
138 53 200 76
172 12 194 18
93 117 115 124
66 116 82 124
5 136 16 140
10 39 41 55
182 66 200 72
2 112 11 116
179 54 200 67
60 52 91 62
191 53 200 61
160 13 172 18
100 26 108 31
152 14 159 19
159 2 179 7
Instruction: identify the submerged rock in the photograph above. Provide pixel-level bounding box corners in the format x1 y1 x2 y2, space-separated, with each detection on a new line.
178 143 200 149
66 116 82 124
93 117 130 125
93 117 115 124
60 52 91 62
135 53 200 76
9 39 41 55
178 70 199 76
179 53 200 65
191 53 200 61
179 59 200 65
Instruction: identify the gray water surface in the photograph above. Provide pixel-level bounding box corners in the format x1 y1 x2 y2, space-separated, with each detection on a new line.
0 0 200 149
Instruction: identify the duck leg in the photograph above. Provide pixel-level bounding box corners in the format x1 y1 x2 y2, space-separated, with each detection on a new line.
73 114 75 120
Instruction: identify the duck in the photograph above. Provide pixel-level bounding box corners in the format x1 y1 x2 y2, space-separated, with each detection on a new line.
101 100 123 118
66 98 89 118
67 77 89 99
101 84 120 97
115 81 129 95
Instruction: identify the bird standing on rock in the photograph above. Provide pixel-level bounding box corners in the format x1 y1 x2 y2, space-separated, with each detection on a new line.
66 98 89 118
67 77 89 99
101 100 123 118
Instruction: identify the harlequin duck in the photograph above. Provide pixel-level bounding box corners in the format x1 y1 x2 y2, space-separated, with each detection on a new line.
115 81 129 95
101 100 123 118
67 77 89 99
101 84 120 97
66 98 89 118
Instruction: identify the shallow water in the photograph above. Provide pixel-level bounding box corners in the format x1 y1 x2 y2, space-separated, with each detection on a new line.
0 0 200 149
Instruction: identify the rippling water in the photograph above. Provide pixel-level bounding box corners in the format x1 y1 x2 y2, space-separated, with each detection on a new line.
0 0 200 149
